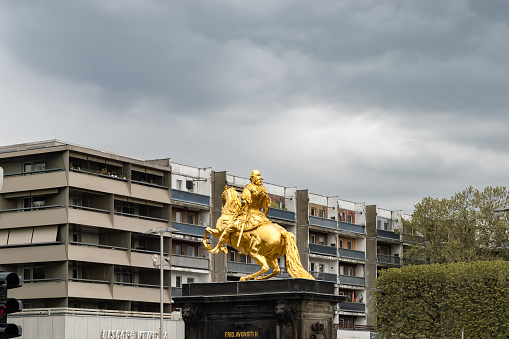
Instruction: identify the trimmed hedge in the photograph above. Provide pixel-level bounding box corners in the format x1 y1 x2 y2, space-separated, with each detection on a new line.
375 261 509 338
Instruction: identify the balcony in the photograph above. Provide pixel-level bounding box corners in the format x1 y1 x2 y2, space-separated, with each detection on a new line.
11 279 66 299
309 243 337 257
377 229 400 241
171 190 210 207
172 287 183 297
377 254 401 266
172 222 207 237
68 280 112 300
172 255 210 270
0 206 67 228
226 261 288 278
69 170 130 196
267 208 295 222
68 242 130 266
310 271 337 283
338 302 365 313
337 275 365 287
338 221 365 235
338 248 365 261
309 216 337 230
2 169 67 193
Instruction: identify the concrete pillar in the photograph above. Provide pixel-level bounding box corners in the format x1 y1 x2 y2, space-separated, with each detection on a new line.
365 205 377 327
211 171 227 282
296 190 310 271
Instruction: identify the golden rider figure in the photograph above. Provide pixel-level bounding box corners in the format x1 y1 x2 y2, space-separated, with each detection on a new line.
211 170 271 254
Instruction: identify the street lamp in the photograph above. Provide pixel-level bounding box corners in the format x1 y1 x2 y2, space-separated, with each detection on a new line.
144 227 180 339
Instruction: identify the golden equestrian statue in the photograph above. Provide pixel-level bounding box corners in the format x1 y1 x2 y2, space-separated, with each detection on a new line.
203 170 313 281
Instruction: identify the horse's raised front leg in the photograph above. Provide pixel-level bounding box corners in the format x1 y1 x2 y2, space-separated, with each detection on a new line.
204 228 228 254
240 253 271 281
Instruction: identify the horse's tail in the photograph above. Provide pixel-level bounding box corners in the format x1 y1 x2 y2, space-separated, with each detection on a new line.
281 231 314 280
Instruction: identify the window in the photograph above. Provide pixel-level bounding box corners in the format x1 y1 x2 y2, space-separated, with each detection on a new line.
310 208 316 216
229 251 235 262
115 270 133 284
187 246 195 257
24 196 46 209
310 235 315 244
187 215 195 224
347 215 352 223
72 197 82 206
239 254 247 263
339 213 344 221
24 161 45 173
347 267 354 276
276 201 282 209
384 222 390 231
339 265 344 275
377 220 382 229
23 266 44 282
176 180 182 190
310 262 315 272
339 239 343 248
175 212 182 223
187 277 194 284
175 243 182 255
319 264 324 273
347 241 353 250
318 236 325 245
176 276 182 288
319 209 325 218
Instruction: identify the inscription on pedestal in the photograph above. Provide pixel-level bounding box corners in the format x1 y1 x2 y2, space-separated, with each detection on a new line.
217 323 267 339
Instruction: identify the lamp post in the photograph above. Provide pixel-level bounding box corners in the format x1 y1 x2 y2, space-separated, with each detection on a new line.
144 227 180 339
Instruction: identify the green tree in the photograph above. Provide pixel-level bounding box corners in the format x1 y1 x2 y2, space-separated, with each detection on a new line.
403 186 509 264
375 261 509 338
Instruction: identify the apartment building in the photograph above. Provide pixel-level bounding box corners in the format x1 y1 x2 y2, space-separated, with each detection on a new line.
0 140 181 313
0 140 403 338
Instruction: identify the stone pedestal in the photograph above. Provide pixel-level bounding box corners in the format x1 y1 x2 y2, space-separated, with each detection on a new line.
174 279 344 339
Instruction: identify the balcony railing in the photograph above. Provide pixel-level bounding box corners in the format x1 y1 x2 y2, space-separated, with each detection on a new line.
339 302 365 313
131 180 168 190
114 211 168 223
337 275 365 287
4 168 63 177
226 261 288 277
172 222 207 237
172 287 183 297
338 221 365 235
171 190 210 206
172 255 210 270
309 216 337 230
227 261 260 274
310 271 337 283
69 241 128 251
0 205 62 213
377 254 401 266
70 168 128 182
377 229 400 241
69 278 110 284
267 208 295 222
309 243 337 256
338 248 365 261
69 205 110 214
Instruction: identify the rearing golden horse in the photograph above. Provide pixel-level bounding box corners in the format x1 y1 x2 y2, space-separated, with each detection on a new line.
203 186 313 281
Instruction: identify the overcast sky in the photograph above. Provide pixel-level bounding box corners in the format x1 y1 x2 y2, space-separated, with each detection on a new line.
1 0 508 214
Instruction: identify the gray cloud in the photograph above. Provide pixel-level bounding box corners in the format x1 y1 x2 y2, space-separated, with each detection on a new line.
1 0 509 214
